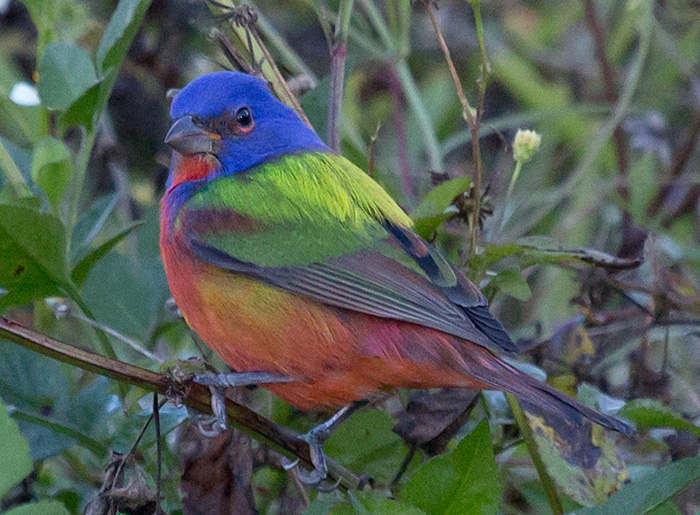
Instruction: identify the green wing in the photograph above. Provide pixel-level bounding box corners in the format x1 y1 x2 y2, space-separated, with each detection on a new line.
178 152 517 354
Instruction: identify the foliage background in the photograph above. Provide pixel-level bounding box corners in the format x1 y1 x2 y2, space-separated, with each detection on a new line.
0 0 700 513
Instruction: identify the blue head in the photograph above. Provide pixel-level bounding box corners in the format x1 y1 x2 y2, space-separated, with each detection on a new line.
165 71 328 175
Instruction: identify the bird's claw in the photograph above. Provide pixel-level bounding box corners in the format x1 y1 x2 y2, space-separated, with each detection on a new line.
197 415 226 438
281 423 344 490
282 452 341 492
186 408 226 438
280 457 299 471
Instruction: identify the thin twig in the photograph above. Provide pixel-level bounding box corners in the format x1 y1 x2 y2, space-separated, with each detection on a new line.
357 0 444 174
424 1 486 257
0 315 363 491
581 0 631 245
647 110 700 217
327 0 355 151
153 393 162 514
111 396 168 512
243 18 312 127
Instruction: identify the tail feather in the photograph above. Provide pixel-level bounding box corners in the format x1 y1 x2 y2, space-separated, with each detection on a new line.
514 373 635 435
462 348 635 436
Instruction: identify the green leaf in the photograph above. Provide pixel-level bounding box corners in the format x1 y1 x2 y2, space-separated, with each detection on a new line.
0 343 111 460
575 457 700 515
329 491 428 515
59 81 102 130
303 491 346 515
523 408 629 507
411 177 471 220
0 397 32 497
72 221 142 286
470 242 526 276
618 399 700 436
325 410 410 484
0 205 70 308
402 420 501 515
30 137 73 210
80 251 162 341
413 214 454 241
483 268 532 301
96 0 153 73
410 178 470 239
37 43 98 111
4 500 70 515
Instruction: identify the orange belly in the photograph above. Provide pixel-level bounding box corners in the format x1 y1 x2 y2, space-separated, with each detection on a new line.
161 239 488 410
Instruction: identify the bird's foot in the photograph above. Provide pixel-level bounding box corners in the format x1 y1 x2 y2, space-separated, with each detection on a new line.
282 405 361 490
191 370 293 436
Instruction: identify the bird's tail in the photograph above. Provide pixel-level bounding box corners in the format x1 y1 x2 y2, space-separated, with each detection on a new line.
459 347 635 435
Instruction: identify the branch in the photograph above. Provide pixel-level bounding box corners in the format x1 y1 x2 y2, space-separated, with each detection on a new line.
0 315 363 491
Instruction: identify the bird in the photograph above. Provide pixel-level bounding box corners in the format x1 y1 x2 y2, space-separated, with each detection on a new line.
160 71 633 484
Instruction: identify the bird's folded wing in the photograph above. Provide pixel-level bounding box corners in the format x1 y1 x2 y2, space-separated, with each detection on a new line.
182 207 518 354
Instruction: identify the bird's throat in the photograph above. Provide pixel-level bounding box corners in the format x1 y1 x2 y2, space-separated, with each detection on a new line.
168 153 219 189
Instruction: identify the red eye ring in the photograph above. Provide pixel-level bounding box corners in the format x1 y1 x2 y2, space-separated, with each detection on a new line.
235 107 254 133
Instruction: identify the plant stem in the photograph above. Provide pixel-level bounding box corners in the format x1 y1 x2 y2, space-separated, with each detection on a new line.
0 137 32 197
497 160 522 233
255 11 318 85
560 0 653 197
0 315 364 491
248 25 313 128
505 161 522 210
506 393 564 515
69 128 97 236
358 0 395 50
426 1 486 256
327 0 355 151
425 3 476 127
469 1 489 258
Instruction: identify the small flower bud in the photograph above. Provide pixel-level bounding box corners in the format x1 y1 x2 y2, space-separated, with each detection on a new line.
513 129 542 163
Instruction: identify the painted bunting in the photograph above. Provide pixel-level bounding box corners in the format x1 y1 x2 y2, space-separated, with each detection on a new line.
160 71 632 480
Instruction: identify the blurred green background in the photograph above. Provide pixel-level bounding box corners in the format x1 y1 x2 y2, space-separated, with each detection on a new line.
1 0 700 513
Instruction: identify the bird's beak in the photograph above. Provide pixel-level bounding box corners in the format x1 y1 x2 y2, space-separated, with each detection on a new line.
164 115 221 155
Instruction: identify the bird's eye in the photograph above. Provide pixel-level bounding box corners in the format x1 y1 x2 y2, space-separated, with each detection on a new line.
235 107 254 132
